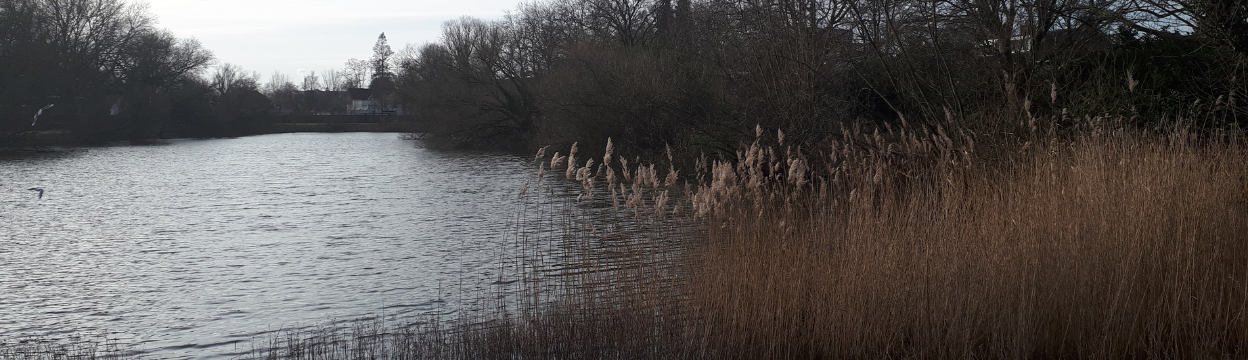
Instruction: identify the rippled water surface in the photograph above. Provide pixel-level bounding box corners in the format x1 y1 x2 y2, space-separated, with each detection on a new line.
0 133 544 358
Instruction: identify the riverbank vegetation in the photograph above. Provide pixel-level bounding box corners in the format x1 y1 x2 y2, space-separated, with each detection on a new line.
0 0 281 145
4 0 1247 358
214 114 1247 359
0 0 408 147
396 0 1246 154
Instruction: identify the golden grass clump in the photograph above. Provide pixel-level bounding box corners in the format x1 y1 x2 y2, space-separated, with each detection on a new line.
683 125 1248 358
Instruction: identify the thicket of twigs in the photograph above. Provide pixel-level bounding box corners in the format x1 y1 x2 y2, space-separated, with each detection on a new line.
398 0 1248 154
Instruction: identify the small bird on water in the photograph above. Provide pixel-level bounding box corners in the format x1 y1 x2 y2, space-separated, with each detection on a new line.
28 188 43 199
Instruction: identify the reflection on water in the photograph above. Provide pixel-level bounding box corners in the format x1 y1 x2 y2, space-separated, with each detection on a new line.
0 133 553 359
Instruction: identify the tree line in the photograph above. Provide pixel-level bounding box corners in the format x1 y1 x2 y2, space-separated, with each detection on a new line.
393 0 1247 153
0 0 285 145
262 34 397 116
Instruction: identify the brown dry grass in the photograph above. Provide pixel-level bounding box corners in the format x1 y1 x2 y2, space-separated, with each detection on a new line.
680 124 1248 359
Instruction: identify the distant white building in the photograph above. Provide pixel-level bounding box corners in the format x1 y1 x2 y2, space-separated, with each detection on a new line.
347 88 402 115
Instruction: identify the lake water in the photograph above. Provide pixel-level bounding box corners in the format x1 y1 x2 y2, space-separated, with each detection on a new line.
0 133 561 359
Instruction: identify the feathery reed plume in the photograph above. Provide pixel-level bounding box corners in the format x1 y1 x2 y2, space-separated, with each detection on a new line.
535 145 548 162
652 190 669 217
621 158 632 182
604 138 614 165
551 152 565 170
566 142 579 179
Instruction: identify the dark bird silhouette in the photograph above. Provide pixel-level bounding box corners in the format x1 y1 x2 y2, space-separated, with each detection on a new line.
28 187 43 199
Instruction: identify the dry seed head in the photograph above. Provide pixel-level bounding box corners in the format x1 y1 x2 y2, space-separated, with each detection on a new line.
1051 82 1058 103
551 152 565 169
755 124 763 138
787 158 807 188
626 182 644 208
653 190 669 217
1127 71 1138 92
648 164 660 189
565 159 576 179
665 166 679 187
621 158 632 182
777 129 785 145
565 143 578 179
534 145 548 162
603 138 613 165
576 165 590 182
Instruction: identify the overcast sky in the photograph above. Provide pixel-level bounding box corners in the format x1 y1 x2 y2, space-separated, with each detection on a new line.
145 0 524 84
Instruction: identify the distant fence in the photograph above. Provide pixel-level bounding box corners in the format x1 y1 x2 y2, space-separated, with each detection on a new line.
268 115 419 124
257 115 427 134
254 122 425 134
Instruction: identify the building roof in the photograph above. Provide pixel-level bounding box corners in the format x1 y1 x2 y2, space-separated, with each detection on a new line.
347 88 373 101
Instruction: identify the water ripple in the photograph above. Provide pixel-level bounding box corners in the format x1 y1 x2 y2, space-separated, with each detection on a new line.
0 133 541 359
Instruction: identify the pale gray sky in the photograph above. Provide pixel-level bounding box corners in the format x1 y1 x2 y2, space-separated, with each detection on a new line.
145 0 524 83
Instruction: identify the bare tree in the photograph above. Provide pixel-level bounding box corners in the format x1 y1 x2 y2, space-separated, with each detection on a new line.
322 68 346 91
301 70 321 91
585 0 658 45
343 58 371 88
211 63 259 95
1115 0 1248 53
117 29 214 89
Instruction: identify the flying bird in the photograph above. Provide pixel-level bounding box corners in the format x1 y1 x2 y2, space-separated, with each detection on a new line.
32 104 53 126
28 187 43 199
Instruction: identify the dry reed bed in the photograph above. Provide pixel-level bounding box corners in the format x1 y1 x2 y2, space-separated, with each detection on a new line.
682 125 1248 359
